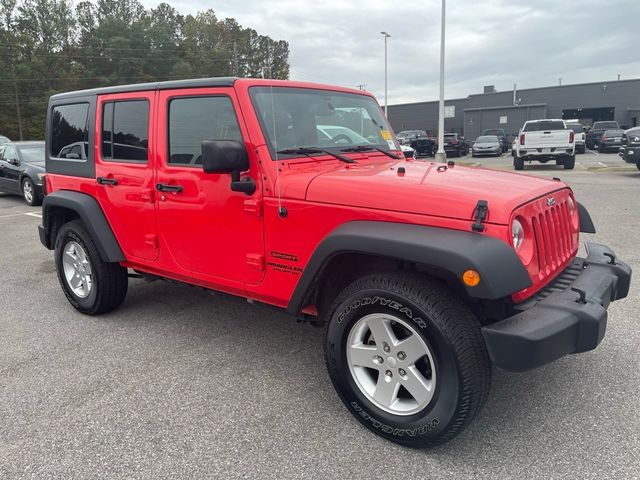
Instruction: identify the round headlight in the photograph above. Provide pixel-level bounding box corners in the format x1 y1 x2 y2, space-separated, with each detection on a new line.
512 219 524 251
568 196 576 215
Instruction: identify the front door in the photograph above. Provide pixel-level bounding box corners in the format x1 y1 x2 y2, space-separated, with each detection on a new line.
94 92 159 261
1 145 22 194
155 88 264 286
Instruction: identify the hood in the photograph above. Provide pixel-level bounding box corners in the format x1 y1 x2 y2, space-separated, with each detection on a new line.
298 159 565 225
474 141 500 147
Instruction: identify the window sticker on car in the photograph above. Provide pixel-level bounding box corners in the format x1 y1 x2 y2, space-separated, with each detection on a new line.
380 130 392 140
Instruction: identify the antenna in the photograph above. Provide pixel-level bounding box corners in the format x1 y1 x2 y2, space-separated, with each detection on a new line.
268 70 286 218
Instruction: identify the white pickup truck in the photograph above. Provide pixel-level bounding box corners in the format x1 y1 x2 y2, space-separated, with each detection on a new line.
514 119 575 170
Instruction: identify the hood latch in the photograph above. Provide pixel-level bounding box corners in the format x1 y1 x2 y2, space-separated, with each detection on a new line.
472 200 488 232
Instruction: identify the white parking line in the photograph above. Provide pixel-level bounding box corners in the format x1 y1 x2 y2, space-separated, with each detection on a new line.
588 149 600 156
24 212 42 218
0 211 42 219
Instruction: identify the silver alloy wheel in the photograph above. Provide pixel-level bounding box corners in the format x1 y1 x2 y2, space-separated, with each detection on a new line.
346 313 436 416
22 179 33 204
62 241 93 298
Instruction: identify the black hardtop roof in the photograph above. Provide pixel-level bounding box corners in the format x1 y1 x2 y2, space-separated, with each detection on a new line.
50 77 238 101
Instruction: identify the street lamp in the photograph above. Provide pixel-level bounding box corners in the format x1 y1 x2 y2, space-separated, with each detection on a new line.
380 31 391 116
435 0 447 162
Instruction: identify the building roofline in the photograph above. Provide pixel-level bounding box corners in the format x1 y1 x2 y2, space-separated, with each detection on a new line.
463 103 547 112
389 77 640 108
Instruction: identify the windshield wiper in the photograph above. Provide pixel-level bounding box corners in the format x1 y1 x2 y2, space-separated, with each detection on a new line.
276 147 356 164
340 145 400 160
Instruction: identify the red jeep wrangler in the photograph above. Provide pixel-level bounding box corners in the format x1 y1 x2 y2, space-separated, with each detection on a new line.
39 78 631 447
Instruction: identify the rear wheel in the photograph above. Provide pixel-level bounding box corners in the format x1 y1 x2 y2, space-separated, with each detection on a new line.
514 156 524 170
324 273 491 448
55 220 128 315
563 155 575 169
22 177 40 206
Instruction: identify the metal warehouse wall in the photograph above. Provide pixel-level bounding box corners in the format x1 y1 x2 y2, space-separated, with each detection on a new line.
387 78 640 141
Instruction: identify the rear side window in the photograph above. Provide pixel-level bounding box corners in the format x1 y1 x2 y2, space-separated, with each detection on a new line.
101 100 149 162
51 103 89 159
523 121 566 132
168 96 243 166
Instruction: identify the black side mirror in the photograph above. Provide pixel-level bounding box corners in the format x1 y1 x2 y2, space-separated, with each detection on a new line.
201 140 255 195
8 158 19 166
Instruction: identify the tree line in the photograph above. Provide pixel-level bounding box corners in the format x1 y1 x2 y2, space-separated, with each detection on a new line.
0 0 290 140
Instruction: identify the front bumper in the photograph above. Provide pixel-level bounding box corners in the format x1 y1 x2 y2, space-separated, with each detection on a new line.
482 243 631 371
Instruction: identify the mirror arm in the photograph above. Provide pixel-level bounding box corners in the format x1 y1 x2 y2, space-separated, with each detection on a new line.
230 171 256 195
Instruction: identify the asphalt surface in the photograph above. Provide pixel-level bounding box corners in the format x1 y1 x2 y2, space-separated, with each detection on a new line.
1 150 639 479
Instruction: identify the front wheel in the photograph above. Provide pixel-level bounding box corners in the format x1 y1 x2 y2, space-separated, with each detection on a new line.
55 220 128 315
324 273 491 448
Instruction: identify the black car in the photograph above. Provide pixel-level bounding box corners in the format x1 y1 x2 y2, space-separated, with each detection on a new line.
396 129 428 146
481 128 509 152
598 129 624 152
0 141 46 206
586 121 619 149
619 127 640 169
442 133 469 157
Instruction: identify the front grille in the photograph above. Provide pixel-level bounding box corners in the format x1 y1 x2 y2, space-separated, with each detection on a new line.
531 200 574 276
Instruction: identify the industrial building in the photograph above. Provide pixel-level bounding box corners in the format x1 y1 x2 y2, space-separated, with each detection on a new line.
387 77 640 141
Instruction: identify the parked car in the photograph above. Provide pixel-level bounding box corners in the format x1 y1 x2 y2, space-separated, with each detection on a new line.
514 119 575 170
442 133 469 156
565 123 586 154
472 135 502 157
618 127 640 168
39 78 630 448
0 140 45 205
481 129 509 153
396 129 427 146
586 121 620 149
409 137 435 157
597 129 624 152
0 135 10 144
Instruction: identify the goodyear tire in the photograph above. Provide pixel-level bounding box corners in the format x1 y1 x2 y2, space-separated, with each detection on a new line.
54 220 128 315
324 273 491 448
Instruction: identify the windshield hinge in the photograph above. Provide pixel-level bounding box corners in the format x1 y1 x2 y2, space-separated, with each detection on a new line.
472 200 488 232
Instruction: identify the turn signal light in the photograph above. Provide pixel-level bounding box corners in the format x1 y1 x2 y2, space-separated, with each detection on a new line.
462 270 481 287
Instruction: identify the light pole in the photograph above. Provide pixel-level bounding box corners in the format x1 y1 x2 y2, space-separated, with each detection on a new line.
380 31 391 116
435 0 447 162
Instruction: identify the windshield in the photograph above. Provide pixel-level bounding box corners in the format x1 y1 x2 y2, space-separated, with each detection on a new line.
593 121 618 129
397 130 426 138
483 130 503 136
566 124 584 133
604 130 623 136
523 121 566 132
476 136 498 142
17 145 45 164
250 87 397 159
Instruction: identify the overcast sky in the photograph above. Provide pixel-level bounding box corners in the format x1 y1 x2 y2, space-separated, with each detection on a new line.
141 0 640 105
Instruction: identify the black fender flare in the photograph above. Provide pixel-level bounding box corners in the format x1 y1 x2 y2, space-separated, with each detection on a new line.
577 202 596 233
286 221 532 314
40 190 125 262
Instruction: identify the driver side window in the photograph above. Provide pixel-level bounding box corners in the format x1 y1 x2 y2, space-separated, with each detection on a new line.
3 146 17 163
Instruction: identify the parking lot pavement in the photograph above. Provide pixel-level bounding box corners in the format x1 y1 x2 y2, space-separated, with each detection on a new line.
454 149 634 173
1 169 639 479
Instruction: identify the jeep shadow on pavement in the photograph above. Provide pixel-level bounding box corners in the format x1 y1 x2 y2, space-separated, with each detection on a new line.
38 77 631 448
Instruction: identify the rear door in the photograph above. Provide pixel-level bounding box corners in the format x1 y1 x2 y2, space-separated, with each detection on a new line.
155 87 264 286
94 92 159 261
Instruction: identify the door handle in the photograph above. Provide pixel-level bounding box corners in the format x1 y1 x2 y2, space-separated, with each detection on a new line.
97 177 118 186
156 183 183 193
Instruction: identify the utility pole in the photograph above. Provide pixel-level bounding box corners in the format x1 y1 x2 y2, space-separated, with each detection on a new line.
232 39 239 76
435 0 447 162
380 32 390 116
11 57 23 140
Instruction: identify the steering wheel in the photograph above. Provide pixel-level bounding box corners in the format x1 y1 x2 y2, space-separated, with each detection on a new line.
329 134 353 145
